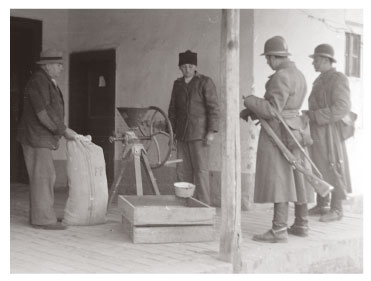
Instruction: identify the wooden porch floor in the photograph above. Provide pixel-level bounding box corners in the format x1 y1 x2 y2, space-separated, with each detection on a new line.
10 183 363 273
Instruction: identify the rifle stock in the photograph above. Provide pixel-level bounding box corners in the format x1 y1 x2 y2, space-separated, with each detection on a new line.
327 124 348 200
295 164 333 197
259 118 333 197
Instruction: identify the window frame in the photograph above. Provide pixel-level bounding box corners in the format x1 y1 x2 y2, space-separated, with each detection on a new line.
345 32 361 78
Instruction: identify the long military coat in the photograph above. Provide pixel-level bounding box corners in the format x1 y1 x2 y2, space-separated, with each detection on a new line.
168 72 219 141
308 68 352 195
244 60 313 203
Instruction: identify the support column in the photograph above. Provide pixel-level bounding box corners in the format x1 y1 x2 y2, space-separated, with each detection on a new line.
219 9 242 273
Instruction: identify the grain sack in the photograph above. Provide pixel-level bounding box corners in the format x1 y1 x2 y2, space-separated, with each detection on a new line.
64 136 108 225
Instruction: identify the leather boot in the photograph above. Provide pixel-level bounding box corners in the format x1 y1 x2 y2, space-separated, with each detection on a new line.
252 228 288 243
288 224 308 237
309 193 330 216
289 204 309 237
319 209 343 222
308 205 330 216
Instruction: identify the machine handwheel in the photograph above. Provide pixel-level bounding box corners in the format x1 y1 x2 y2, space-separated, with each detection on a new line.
138 106 174 169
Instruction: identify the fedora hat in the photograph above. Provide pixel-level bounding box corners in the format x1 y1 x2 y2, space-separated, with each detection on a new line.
36 48 64 64
309 44 337 63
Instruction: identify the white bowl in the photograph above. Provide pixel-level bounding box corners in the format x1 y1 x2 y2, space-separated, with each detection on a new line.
174 182 195 198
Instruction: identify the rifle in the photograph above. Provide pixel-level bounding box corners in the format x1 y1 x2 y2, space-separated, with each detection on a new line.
258 117 333 197
327 121 348 200
271 107 323 178
322 89 348 200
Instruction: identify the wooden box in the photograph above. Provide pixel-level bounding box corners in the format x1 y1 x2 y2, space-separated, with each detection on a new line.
118 195 216 244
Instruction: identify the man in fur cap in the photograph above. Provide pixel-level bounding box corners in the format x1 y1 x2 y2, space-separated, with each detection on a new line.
168 50 219 205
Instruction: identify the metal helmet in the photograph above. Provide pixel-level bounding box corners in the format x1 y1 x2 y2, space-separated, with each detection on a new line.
309 44 337 62
261 36 291 56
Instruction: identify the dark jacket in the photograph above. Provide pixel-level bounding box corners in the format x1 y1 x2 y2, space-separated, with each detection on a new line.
308 68 352 194
168 72 219 141
244 60 313 204
17 68 66 149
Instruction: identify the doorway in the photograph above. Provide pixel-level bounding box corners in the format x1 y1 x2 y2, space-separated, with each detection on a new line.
69 49 116 185
10 17 42 183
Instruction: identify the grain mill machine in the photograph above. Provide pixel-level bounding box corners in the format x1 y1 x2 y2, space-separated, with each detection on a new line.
107 106 180 208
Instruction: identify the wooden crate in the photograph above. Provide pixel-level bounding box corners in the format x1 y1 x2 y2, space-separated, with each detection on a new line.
118 195 216 244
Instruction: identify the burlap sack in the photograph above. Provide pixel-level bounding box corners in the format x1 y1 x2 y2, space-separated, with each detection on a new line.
64 137 108 225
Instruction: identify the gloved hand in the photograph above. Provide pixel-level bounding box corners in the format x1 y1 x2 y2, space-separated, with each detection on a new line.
240 109 250 121
302 110 315 121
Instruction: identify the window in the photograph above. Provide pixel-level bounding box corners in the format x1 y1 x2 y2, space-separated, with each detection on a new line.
345 32 361 78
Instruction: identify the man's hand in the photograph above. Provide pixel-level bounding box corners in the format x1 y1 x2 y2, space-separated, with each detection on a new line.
243 95 254 108
204 132 216 146
240 109 250 121
64 128 78 140
242 84 255 101
302 110 309 116
302 110 315 121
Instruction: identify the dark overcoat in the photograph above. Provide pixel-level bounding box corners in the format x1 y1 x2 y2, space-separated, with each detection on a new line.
244 60 314 203
168 72 219 141
308 68 352 194
17 68 66 149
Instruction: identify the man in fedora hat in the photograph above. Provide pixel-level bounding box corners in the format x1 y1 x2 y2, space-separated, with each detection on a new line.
241 36 313 243
168 50 219 205
17 48 77 230
305 44 352 222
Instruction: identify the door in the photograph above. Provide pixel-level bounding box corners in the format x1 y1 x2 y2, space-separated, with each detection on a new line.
10 17 42 183
69 50 116 185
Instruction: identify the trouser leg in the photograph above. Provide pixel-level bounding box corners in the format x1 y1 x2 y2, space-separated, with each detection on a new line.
272 202 289 230
188 140 211 205
330 193 343 213
176 141 194 183
22 144 57 226
294 203 308 227
319 192 343 222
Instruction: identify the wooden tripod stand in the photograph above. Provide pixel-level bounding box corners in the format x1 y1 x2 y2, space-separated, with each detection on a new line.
107 139 160 209
107 106 177 210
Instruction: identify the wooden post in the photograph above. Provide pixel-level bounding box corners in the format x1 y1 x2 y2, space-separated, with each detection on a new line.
219 9 242 273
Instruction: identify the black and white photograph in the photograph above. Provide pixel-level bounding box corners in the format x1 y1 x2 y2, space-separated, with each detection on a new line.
5 0 368 276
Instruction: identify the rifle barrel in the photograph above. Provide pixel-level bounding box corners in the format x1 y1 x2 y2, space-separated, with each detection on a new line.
259 118 333 197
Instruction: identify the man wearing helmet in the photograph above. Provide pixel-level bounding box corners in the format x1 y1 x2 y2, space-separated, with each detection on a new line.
305 44 352 222
241 36 313 243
